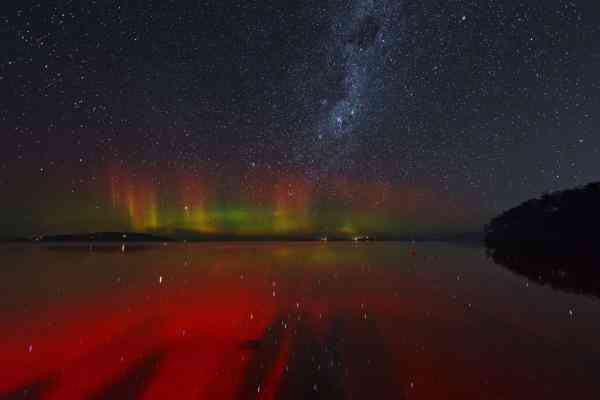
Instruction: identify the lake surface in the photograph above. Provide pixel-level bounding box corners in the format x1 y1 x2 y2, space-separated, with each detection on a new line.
1 242 600 399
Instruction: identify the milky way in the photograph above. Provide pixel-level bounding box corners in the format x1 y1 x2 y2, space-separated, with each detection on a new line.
1 0 599 236
322 1 396 138
300 0 405 174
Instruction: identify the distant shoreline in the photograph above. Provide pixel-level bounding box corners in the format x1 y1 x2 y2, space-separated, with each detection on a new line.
0 231 484 244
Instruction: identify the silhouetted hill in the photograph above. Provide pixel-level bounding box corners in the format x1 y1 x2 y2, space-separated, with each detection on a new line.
0 236 30 242
485 182 600 254
485 182 600 297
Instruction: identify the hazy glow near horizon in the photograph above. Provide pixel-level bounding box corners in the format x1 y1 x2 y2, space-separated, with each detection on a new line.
5 165 475 237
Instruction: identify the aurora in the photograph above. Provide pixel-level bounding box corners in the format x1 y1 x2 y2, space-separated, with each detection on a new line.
1 160 477 238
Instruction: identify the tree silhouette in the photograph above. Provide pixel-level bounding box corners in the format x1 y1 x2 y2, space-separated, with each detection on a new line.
485 182 600 254
485 182 600 297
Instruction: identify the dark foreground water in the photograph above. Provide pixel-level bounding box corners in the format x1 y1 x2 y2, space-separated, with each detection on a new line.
1 242 600 399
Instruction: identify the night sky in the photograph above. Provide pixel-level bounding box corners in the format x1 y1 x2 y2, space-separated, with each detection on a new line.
1 0 599 237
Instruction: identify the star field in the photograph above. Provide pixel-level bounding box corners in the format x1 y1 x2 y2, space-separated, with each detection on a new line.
1 0 599 236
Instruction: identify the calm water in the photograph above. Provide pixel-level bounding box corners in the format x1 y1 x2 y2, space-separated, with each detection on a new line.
1 242 600 399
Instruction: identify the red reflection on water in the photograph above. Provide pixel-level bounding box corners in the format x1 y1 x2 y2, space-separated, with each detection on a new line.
1 266 279 399
1 243 600 399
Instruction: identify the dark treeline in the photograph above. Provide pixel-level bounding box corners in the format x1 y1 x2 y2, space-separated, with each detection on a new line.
485 182 600 254
486 182 600 297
